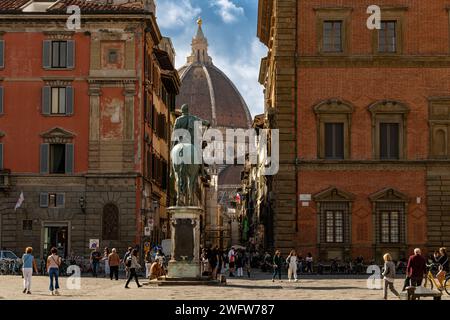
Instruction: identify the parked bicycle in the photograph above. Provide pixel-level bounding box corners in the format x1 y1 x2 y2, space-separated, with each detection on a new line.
424 263 450 295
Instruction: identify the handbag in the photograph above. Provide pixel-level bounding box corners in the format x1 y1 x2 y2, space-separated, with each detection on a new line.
437 269 446 284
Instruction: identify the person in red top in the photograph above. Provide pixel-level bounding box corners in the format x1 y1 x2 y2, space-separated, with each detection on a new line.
406 248 427 287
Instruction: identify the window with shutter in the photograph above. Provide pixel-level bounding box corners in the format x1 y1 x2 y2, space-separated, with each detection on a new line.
66 40 75 68
42 86 51 115
65 143 74 174
40 193 49 208
56 193 65 207
43 40 52 69
40 143 50 174
66 86 74 115
43 40 74 69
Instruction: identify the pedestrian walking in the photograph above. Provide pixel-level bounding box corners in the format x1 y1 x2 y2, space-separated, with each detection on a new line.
403 248 427 290
125 249 142 288
103 247 110 278
108 248 120 280
286 250 298 282
305 253 313 273
21 247 38 294
244 251 252 278
228 247 236 277
90 248 101 278
236 250 244 277
144 251 152 279
382 253 400 300
123 247 133 279
46 247 61 296
272 250 283 282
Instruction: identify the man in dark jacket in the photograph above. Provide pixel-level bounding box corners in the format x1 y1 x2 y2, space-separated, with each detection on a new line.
405 248 427 288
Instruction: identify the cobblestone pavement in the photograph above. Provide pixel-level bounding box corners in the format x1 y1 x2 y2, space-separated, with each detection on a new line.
0 272 448 300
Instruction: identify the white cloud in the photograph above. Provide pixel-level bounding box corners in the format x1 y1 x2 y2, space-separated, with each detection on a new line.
211 38 266 117
155 0 201 29
210 0 244 24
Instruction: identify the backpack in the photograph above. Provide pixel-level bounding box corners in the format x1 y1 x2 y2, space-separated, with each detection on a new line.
126 256 132 268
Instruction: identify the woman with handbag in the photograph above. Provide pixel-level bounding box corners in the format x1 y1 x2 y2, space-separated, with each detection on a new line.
46 247 61 296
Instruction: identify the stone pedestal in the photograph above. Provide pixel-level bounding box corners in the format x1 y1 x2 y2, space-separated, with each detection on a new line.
167 206 202 279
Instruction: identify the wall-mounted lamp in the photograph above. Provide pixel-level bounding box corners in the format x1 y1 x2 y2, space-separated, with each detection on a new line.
79 196 86 213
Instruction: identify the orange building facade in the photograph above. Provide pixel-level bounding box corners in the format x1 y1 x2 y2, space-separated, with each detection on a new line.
258 0 450 262
0 0 177 259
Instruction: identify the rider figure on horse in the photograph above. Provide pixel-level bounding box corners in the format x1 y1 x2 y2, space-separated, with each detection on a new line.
171 104 210 206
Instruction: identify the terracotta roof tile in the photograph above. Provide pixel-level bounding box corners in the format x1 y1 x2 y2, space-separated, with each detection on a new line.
0 0 144 14
0 0 30 13
49 0 144 13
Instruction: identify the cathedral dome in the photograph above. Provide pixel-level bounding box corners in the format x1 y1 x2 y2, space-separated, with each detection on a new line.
176 19 252 129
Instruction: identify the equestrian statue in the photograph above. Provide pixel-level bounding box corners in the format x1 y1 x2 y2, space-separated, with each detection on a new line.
171 104 210 206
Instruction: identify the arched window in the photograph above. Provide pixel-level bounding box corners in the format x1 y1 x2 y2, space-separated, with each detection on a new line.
102 203 119 240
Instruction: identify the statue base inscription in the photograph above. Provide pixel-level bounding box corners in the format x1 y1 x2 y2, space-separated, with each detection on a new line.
167 206 202 279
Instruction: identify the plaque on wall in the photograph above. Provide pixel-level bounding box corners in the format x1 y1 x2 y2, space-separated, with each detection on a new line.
174 219 195 261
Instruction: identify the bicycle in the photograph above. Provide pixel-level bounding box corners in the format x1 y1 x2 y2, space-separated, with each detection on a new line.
424 263 450 295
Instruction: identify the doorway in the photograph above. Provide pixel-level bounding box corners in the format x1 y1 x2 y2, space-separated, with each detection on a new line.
42 224 69 259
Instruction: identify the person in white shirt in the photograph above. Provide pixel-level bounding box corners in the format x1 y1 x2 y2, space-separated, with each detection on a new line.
286 250 298 282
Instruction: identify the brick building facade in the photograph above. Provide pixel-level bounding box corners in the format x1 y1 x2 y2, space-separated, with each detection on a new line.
0 0 177 259
257 0 450 262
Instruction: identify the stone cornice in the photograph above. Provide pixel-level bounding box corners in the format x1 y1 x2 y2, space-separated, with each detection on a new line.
298 55 450 68
296 159 450 170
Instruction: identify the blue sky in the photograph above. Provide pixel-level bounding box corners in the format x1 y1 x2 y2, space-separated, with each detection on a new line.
155 0 266 117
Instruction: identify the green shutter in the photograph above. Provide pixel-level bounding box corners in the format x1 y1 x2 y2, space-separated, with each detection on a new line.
42 86 50 115
66 40 75 68
0 86 3 114
43 40 51 68
40 143 49 174
65 143 74 174
66 86 73 115
40 193 49 208
56 194 65 207
0 40 4 68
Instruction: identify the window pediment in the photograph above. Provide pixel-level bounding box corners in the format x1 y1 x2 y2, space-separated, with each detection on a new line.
314 186 355 202
40 127 75 144
368 100 410 115
314 99 354 114
369 188 409 202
